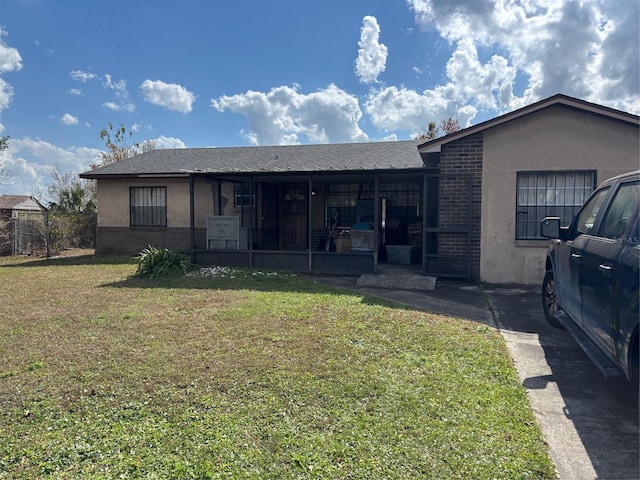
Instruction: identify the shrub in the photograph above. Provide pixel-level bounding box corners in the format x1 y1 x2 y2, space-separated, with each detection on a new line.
133 246 194 278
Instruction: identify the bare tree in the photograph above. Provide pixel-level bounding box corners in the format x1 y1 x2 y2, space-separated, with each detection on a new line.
440 117 461 135
0 135 11 182
47 164 95 213
93 123 156 168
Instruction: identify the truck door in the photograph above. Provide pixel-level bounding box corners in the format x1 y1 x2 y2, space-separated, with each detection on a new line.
559 187 611 325
579 180 640 355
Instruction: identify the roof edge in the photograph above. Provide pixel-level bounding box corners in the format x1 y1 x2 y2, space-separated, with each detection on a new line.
418 93 640 152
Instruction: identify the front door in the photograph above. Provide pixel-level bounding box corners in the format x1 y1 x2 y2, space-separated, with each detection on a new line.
281 185 308 251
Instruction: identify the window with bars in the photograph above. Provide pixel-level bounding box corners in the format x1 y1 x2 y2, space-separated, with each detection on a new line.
130 187 167 226
516 171 596 240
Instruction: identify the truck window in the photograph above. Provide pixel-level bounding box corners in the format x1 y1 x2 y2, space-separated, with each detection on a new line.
597 181 640 240
575 187 610 235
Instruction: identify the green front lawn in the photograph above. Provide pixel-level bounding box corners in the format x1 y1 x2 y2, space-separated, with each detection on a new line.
0 255 555 479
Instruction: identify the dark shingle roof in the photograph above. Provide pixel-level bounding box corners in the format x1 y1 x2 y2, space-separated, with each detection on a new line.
80 140 425 178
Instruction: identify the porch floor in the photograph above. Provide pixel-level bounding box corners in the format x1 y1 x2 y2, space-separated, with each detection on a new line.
376 261 424 275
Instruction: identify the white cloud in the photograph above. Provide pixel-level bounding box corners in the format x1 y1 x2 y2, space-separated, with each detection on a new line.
0 30 21 133
355 16 388 84
152 135 187 149
364 85 477 136
60 113 79 125
0 78 14 111
0 29 22 73
70 70 97 82
0 153 44 196
103 101 135 112
212 84 368 145
103 74 135 112
406 0 640 114
0 137 101 198
140 79 195 113
444 38 516 110
103 74 127 96
68 88 82 96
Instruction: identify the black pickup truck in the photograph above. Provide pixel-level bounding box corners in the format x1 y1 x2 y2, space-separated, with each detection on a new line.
541 171 639 380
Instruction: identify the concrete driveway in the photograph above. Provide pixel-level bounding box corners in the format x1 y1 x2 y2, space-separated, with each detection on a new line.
484 284 639 480
309 274 639 480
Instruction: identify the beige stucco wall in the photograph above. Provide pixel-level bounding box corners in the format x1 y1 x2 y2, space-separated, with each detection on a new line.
481 105 639 285
96 177 237 228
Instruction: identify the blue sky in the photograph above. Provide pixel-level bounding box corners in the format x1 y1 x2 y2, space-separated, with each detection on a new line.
0 0 638 200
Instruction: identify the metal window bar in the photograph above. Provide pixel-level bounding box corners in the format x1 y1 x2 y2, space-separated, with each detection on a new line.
516 171 595 239
130 187 167 226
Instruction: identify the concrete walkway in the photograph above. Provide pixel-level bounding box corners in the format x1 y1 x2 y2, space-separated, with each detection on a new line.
307 274 639 480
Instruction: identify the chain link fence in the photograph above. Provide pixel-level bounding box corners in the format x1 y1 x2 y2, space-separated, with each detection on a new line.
0 211 96 256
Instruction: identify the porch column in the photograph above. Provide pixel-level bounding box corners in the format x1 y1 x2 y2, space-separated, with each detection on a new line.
249 176 254 268
422 173 428 274
373 174 379 273
308 176 313 271
189 173 195 262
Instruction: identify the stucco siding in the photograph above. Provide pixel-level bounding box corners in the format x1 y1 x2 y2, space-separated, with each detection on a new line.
481 105 639 285
96 177 236 228
95 177 215 254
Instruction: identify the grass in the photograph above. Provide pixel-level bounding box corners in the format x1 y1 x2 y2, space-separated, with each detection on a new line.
0 254 556 479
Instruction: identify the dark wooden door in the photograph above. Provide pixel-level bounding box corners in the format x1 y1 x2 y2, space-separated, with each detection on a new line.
281 185 308 251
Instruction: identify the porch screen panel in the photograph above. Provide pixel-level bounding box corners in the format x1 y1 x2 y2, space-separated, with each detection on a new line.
326 184 363 228
516 171 595 239
130 187 167 226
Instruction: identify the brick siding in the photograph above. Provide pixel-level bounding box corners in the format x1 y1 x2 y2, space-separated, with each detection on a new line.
96 227 206 255
437 133 483 278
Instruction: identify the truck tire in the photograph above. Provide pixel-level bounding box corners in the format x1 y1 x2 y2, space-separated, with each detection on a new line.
542 270 564 329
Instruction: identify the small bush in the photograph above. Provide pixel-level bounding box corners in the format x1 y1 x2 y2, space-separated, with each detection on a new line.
133 246 194 278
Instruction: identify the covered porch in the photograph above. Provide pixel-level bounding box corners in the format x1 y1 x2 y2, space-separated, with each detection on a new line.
186 169 470 277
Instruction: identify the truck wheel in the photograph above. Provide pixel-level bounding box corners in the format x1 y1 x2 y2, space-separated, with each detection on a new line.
542 271 564 329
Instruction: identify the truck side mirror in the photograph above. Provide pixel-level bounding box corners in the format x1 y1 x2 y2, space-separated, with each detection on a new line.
541 217 561 238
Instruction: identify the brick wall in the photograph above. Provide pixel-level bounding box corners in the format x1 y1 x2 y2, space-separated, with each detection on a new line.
96 227 206 255
437 133 483 278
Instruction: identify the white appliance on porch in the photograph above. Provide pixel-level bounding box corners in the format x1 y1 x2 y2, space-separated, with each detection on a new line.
206 216 248 250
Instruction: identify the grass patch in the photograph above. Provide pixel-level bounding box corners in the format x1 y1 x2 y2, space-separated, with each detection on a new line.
0 255 555 479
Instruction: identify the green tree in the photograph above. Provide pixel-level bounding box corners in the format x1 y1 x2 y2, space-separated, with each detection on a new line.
45 165 97 253
47 164 95 213
416 121 439 141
